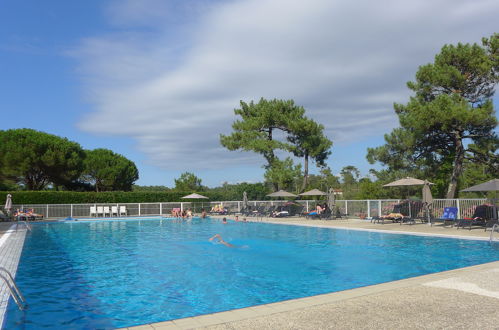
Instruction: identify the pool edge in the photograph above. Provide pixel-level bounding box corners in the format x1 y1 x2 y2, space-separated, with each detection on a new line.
0 224 28 329
125 260 499 329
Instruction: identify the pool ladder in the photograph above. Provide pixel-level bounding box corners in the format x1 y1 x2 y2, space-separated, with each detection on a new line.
0 267 26 310
16 221 31 232
490 224 499 242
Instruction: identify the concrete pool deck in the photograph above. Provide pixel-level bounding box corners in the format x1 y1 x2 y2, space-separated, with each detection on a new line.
127 216 499 330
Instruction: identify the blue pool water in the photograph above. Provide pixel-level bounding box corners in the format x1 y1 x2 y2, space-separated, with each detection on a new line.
5 218 499 329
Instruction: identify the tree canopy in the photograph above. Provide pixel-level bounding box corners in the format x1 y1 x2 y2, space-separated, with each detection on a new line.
0 129 85 190
81 148 139 192
220 98 332 191
174 172 205 192
368 34 499 198
287 119 332 190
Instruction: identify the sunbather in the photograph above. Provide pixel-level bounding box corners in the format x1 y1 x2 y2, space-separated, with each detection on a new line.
307 204 323 216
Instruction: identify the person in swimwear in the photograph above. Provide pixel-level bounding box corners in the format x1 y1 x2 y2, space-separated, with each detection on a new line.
209 234 234 247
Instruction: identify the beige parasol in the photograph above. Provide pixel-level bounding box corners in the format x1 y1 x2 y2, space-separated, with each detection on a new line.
383 177 433 187
299 189 327 196
384 177 433 218
181 193 209 199
422 181 433 224
4 194 12 213
267 190 297 198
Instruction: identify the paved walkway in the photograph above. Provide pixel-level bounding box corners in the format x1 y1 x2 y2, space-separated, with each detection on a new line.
254 217 494 239
128 216 499 330
0 222 28 327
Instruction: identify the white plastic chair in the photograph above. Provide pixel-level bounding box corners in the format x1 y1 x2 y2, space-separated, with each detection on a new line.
90 206 97 217
103 206 110 217
119 206 127 217
111 206 118 217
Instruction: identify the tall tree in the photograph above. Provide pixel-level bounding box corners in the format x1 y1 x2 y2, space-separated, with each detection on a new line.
174 172 204 191
0 129 85 190
220 98 309 190
368 34 499 198
340 166 360 185
287 119 332 191
220 98 332 190
82 149 139 192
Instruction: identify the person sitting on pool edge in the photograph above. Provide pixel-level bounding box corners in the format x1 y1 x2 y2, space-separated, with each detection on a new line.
209 234 234 248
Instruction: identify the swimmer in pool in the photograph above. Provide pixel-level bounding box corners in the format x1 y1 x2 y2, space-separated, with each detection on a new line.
209 234 235 247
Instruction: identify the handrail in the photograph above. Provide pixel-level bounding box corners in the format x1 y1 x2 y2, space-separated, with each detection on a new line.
16 220 31 232
0 267 26 310
490 224 499 242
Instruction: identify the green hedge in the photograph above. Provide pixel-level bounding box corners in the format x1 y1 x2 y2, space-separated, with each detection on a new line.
0 191 224 205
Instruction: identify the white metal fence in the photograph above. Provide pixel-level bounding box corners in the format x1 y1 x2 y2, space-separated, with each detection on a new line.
12 198 489 219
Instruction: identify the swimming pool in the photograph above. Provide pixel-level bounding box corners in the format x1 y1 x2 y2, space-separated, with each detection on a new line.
4 218 499 329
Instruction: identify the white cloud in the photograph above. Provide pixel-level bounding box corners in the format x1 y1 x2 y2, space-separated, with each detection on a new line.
74 0 499 170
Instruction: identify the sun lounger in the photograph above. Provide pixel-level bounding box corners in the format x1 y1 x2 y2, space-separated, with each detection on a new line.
103 206 110 217
251 205 266 218
431 207 458 227
457 205 495 230
0 210 12 222
111 206 118 217
90 206 97 217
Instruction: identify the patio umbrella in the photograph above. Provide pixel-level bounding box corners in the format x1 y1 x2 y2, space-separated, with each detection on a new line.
242 191 248 210
299 189 327 196
461 179 499 192
461 178 499 202
181 193 209 199
327 188 336 211
266 190 297 198
383 177 433 218
4 194 12 214
182 193 209 213
383 177 432 187
422 181 433 224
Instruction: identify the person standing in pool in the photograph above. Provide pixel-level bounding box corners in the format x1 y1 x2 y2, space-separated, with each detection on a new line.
201 208 207 218
222 217 227 224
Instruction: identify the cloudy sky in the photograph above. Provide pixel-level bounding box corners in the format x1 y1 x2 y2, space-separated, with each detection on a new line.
1 0 498 187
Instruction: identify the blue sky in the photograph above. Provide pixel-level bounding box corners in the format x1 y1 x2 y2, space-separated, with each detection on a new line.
1 0 498 187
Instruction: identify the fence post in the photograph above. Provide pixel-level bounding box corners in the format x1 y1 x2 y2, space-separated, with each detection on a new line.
378 200 382 217
345 200 348 216
138 203 141 216
46 205 49 219
306 200 309 212
367 200 370 218
70 204 73 218
456 199 460 219
180 202 184 212
159 203 162 216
